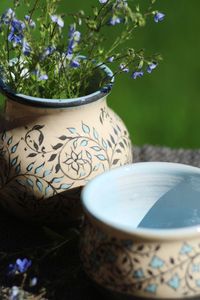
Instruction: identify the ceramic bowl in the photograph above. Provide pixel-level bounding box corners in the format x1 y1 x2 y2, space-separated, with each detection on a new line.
80 162 200 299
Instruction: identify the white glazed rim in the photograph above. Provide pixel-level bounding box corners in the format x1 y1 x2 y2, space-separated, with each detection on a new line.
81 162 200 241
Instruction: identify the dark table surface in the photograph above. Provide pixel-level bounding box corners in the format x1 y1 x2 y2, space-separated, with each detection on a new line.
1 145 200 300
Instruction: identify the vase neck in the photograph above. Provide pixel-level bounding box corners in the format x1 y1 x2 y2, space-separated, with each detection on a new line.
5 96 108 119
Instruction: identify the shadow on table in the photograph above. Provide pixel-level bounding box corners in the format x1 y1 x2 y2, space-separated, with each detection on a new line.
0 204 103 300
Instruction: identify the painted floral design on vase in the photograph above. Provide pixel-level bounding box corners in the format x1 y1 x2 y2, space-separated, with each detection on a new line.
0 65 132 224
81 220 200 299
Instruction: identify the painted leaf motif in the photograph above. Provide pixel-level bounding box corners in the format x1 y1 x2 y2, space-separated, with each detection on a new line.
55 164 60 173
102 139 107 149
110 135 115 145
1 131 6 141
35 162 45 174
27 178 34 188
107 140 112 148
73 139 78 149
48 154 57 162
38 132 44 145
96 154 106 161
113 127 118 136
16 179 25 186
7 137 13 145
27 162 35 171
67 128 76 134
86 151 92 160
45 185 53 196
58 135 68 141
11 156 18 166
52 143 63 150
93 163 101 171
36 179 43 192
119 142 125 149
113 159 119 165
116 149 122 153
93 128 99 140
82 123 90 134
28 153 37 157
91 146 101 151
44 169 51 177
81 140 88 147
59 183 72 190
11 142 19 153
32 125 44 130
51 177 63 183
33 141 38 151
15 163 21 174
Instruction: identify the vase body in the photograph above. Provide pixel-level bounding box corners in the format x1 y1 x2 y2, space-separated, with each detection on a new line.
0 95 132 223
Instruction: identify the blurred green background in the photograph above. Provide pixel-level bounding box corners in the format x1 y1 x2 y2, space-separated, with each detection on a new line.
0 0 200 149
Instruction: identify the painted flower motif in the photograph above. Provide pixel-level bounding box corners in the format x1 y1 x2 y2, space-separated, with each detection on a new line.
147 62 157 73
50 15 64 28
154 12 165 23
132 71 144 79
64 151 85 173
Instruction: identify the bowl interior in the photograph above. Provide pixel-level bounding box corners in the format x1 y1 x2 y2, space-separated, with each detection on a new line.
82 163 200 231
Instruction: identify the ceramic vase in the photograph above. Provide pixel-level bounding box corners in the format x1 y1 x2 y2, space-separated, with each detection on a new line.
0 65 132 224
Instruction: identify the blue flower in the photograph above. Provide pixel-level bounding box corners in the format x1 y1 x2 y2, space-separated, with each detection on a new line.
66 25 81 60
50 15 64 28
25 15 36 28
8 19 25 45
147 62 157 73
11 19 25 32
70 60 80 68
99 0 108 3
30 277 38 287
22 40 31 56
109 16 122 26
108 56 114 62
41 46 56 60
120 63 129 72
38 74 48 81
1 8 15 24
8 30 23 45
16 258 32 273
8 258 32 275
116 0 128 8
9 286 20 300
154 12 165 23
132 71 144 79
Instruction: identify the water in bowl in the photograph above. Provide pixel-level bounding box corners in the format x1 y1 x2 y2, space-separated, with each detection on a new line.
138 175 200 229
92 172 200 231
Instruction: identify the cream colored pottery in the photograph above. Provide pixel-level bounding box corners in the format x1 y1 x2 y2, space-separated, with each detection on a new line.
81 162 200 299
0 66 132 224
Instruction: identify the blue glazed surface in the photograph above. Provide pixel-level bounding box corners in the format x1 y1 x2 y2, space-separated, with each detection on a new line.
138 175 200 229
